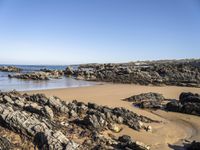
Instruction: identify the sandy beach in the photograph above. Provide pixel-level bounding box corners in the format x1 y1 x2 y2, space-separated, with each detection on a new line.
25 83 200 150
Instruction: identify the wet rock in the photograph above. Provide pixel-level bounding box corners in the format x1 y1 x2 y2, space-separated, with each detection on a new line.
65 66 74 76
8 72 50 80
0 66 22 72
8 71 64 80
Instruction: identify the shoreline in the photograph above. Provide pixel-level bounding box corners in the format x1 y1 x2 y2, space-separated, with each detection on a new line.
24 83 200 150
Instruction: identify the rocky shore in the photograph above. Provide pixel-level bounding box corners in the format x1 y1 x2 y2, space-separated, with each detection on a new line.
0 66 22 72
124 92 200 116
166 92 200 116
0 91 157 150
8 70 64 80
65 59 200 87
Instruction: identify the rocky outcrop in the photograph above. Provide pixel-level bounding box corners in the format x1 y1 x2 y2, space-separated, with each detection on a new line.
0 91 154 149
0 136 11 150
0 66 22 72
8 71 63 80
166 92 200 116
66 59 200 87
40 68 64 76
186 141 200 150
123 92 165 109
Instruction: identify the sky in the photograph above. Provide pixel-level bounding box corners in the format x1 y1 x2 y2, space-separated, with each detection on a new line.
0 0 200 65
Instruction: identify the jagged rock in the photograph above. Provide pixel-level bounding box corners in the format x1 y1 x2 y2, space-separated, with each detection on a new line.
123 93 165 109
8 71 64 80
48 96 69 113
40 69 64 76
65 66 74 76
67 59 200 87
0 66 22 72
8 72 50 80
44 106 54 120
0 91 155 149
166 92 200 116
0 104 79 150
118 135 150 150
179 92 200 104
0 136 11 150
124 92 165 102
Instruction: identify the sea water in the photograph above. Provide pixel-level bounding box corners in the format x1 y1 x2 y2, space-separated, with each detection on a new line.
0 65 96 91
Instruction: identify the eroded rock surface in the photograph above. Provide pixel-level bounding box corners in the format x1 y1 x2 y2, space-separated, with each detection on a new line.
65 59 200 87
123 92 165 109
166 92 200 116
8 71 63 80
0 91 154 150
0 66 22 72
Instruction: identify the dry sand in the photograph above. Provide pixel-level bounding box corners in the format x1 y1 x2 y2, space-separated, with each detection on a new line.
25 84 200 150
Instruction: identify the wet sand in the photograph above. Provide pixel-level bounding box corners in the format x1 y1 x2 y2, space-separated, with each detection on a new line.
25 84 200 150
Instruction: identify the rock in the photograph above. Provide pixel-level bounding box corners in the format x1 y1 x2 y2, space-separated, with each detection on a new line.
186 141 200 150
68 59 200 87
69 110 78 118
166 101 182 112
65 66 74 76
179 92 200 104
0 66 22 72
3 96 14 104
48 96 69 113
0 136 12 150
118 135 132 143
117 135 150 150
145 126 152 132
108 124 122 133
124 92 165 102
0 91 155 150
136 141 151 150
8 70 64 81
44 106 54 120
166 92 200 116
8 72 50 80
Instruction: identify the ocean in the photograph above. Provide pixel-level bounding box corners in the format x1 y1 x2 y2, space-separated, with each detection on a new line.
0 65 96 91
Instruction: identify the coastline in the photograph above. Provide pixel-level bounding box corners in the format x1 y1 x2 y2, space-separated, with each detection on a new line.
24 83 200 150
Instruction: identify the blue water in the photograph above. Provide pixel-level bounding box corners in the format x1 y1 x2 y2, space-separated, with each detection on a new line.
0 65 96 91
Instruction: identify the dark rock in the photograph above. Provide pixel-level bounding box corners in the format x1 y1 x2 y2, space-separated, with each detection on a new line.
186 141 200 150
65 66 74 76
68 59 200 87
179 92 200 104
166 101 182 112
124 92 165 102
166 92 200 116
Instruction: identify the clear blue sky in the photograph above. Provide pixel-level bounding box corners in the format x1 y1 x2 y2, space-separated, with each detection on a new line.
0 0 200 65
